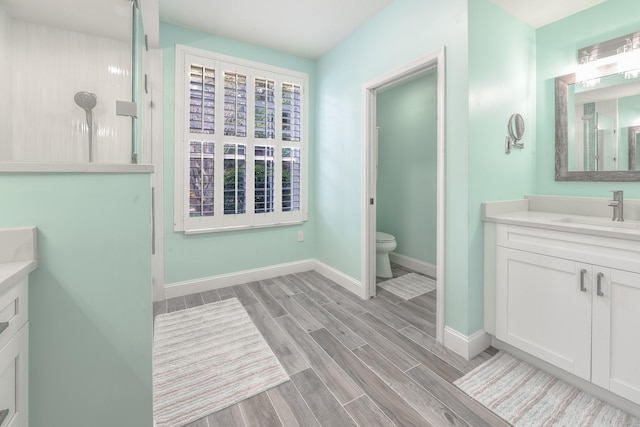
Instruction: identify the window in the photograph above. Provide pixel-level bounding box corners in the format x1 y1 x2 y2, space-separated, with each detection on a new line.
174 45 308 233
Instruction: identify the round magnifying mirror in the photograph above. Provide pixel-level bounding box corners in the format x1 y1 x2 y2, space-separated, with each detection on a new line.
508 113 525 142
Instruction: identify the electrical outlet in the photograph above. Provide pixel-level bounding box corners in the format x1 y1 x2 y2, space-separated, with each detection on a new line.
297 231 304 242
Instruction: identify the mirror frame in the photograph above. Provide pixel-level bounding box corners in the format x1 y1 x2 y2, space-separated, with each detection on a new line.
555 73 640 181
629 125 640 171
508 113 525 141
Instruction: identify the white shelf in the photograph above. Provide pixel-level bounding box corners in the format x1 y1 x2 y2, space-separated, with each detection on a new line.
0 162 153 174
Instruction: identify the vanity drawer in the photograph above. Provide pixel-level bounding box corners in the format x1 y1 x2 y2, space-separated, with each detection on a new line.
496 224 640 273
0 278 27 352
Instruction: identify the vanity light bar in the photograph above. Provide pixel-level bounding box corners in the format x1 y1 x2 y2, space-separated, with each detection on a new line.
576 31 640 84
577 31 640 63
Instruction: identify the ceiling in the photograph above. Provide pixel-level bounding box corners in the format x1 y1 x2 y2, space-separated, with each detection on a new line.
490 0 608 29
1 0 132 42
158 0 395 59
1 0 610 58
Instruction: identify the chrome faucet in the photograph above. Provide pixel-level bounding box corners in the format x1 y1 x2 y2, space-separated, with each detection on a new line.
608 190 624 222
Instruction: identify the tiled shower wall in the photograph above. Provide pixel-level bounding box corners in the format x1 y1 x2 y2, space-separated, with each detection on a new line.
3 15 132 163
0 6 11 161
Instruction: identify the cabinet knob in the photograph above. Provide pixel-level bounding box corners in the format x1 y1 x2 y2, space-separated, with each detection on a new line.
597 272 605 297
580 269 587 292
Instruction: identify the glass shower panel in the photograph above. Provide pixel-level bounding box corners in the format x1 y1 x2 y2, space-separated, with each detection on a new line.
131 0 144 164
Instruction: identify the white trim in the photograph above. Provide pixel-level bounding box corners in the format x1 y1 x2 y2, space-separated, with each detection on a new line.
361 47 446 343
0 162 153 173
491 337 640 419
164 259 315 299
435 47 446 345
443 326 491 360
163 259 364 300
173 45 309 234
362 82 377 301
312 260 364 298
149 48 165 302
183 219 305 235
389 253 436 278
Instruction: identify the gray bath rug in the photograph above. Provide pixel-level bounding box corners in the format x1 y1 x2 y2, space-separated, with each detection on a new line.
455 351 640 426
378 273 436 300
153 298 289 427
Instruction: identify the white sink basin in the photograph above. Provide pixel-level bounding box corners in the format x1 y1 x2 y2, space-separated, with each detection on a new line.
553 216 640 230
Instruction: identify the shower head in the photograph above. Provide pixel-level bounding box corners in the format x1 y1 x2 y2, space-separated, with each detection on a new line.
74 91 97 111
74 91 97 162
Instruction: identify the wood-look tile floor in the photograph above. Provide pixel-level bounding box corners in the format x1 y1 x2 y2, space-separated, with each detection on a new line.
153 268 508 427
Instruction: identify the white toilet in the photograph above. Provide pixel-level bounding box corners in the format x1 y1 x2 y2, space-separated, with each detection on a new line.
376 231 397 279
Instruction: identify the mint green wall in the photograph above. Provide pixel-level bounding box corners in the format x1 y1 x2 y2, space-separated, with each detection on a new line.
467 0 536 333
0 173 153 427
160 23 317 284
315 0 472 332
536 0 640 198
376 72 437 266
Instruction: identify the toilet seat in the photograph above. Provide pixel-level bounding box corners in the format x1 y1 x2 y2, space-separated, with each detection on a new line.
376 232 395 243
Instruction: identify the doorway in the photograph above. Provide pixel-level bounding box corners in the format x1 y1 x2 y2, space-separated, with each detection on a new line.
361 48 446 343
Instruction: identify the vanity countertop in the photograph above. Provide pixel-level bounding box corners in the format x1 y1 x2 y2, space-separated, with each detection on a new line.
483 196 640 242
0 227 37 292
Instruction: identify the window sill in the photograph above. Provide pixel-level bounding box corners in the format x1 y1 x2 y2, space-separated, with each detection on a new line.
0 162 154 174
182 218 306 235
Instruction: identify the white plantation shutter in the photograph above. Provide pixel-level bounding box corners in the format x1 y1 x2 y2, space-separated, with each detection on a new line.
255 78 276 139
223 72 247 137
282 147 300 212
282 83 301 142
189 141 214 217
255 145 275 213
175 46 308 233
189 65 215 134
223 143 246 215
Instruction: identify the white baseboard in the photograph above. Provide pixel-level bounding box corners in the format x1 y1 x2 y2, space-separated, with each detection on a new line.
491 337 640 419
164 259 316 299
312 259 365 299
389 252 436 278
163 259 363 300
443 326 491 360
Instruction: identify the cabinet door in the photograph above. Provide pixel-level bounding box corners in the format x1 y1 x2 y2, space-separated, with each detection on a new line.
592 268 640 405
0 325 27 427
496 247 592 380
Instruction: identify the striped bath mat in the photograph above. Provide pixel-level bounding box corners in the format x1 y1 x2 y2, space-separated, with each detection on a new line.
153 298 289 427
455 351 640 426
378 273 436 300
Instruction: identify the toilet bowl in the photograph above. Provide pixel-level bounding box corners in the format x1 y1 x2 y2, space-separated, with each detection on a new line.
376 232 397 279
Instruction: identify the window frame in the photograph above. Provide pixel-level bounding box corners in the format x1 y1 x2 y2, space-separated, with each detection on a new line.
174 45 309 234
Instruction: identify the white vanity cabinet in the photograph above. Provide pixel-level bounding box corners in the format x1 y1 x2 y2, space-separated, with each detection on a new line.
0 227 36 427
0 277 29 427
487 222 640 406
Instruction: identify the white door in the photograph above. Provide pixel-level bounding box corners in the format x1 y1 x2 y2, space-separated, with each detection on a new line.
592 268 640 405
496 248 592 380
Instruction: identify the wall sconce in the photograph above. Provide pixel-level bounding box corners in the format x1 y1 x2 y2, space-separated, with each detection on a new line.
505 113 525 154
575 31 640 85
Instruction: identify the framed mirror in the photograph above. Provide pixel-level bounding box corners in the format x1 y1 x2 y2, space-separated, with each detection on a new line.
555 33 640 181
